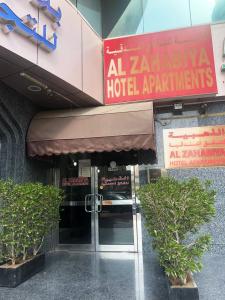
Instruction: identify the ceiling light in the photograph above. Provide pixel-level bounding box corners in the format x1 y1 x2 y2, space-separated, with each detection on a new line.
20 72 78 107
20 72 48 89
174 103 183 110
173 102 183 115
27 85 42 92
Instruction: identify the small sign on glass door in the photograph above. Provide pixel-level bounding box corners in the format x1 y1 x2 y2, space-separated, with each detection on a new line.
79 159 91 177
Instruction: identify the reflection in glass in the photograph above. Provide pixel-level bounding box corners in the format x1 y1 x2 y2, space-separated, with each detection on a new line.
69 0 102 35
59 206 92 244
98 166 134 246
142 0 191 33
102 0 144 38
99 205 134 245
77 0 102 36
190 0 216 25
69 0 76 6
211 0 225 22
59 156 92 245
72 0 225 39
98 167 132 200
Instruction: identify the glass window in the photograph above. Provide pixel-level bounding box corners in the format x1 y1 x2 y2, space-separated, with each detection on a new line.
69 0 102 36
211 0 225 23
102 0 144 38
69 0 77 6
190 0 221 25
142 0 191 33
78 0 102 35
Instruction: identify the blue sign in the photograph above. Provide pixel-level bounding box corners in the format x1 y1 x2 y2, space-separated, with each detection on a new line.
0 1 62 52
30 0 62 27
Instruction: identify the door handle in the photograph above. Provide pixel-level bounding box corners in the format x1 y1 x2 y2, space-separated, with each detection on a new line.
96 194 103 213
85 194 94 213
85 194 103 213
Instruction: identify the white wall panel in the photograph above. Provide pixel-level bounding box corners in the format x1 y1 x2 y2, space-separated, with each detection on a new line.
82 20 103 103
211 23 225 97
37 0 83 91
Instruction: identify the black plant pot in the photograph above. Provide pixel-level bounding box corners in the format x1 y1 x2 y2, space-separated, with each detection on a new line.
166 276 199 300
0 253 45 288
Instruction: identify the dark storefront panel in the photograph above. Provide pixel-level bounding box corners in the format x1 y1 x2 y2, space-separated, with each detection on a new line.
60 206 92 244
99 205 134 245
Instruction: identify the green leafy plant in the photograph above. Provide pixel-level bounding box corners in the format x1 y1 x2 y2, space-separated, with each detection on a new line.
0 180 63 266
138 176 216 285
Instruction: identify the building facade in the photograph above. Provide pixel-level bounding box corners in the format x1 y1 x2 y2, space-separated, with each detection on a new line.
0 0 225 255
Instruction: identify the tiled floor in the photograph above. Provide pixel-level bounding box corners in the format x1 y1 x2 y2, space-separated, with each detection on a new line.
0 251 224 300
195 253 225 300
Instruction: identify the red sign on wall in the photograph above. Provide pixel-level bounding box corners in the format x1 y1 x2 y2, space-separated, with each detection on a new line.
163 126 225 169
104 25 217 105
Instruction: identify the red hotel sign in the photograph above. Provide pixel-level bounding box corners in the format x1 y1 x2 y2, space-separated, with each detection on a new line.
104 25 217 104
164 126 225 169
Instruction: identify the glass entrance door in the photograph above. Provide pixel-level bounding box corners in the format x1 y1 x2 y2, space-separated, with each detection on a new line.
96 166 138 252
59 157 95 251
58 158 139 252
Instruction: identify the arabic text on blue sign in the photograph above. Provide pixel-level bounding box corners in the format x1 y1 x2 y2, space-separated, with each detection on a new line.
0 1 62 52
30 0 62 26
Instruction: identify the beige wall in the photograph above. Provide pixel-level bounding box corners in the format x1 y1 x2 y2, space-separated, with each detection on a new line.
0 0 103 104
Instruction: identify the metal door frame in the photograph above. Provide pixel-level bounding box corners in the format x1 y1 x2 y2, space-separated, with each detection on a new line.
94 165 140 252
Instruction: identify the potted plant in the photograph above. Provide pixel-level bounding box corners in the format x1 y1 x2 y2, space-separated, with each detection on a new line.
0 180 63 287
138 176 216 300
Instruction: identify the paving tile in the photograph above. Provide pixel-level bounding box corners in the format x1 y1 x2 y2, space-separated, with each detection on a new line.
0 251 223 300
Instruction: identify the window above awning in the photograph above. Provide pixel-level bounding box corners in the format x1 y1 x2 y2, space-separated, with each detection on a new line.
27 102 155 157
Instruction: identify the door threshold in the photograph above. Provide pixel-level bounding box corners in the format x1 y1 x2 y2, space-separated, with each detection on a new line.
56 244 95 252
56 244 138 253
